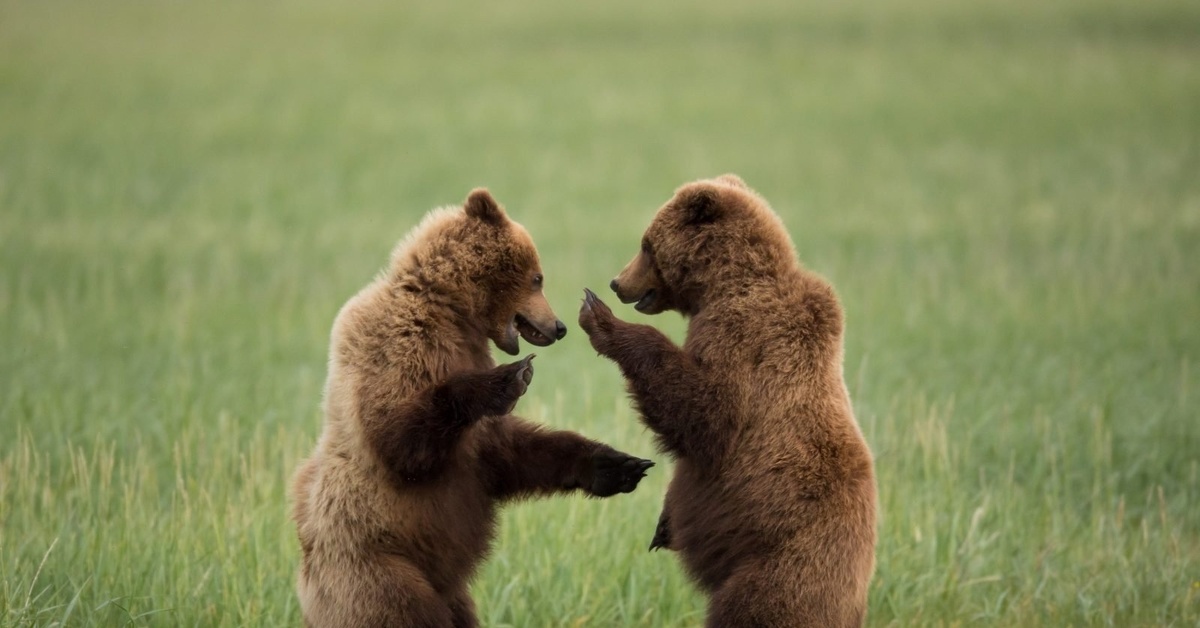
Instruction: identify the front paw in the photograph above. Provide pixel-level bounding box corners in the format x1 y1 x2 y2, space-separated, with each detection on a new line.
484 354 535 416
578 288 622 353
649 510 672 551
586 448 653 497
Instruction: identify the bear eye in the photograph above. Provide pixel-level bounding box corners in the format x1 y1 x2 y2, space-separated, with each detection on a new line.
532 273 544 289
641 238 653 255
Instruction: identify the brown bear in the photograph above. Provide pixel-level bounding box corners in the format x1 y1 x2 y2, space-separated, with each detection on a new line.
292 189 653 628
578 175 877 627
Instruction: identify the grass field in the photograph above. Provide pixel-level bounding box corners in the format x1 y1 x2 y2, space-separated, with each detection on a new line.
2 0 1198 625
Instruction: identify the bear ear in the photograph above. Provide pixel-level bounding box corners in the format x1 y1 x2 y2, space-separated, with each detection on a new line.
464 188 506 224
717 173 748 190
677 185 721 226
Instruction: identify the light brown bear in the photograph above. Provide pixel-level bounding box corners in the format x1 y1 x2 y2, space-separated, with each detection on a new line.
579 175 877 627
292 189 653 628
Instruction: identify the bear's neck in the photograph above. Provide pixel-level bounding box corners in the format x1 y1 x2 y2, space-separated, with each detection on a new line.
434 294 493 352
684 264 808 318
388 274 494 361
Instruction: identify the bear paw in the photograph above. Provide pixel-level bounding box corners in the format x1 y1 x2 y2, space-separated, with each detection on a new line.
587 449 653 497
649 510 672 551
485 354 535 416
579 288 621 353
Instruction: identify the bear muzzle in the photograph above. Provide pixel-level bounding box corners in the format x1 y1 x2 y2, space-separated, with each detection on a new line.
611 279 660 314
611 250 667 314
514 313 566 347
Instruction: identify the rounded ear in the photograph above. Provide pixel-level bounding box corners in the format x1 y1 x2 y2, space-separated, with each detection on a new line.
464 188 506 224
716 173 748 190
677 186 721 225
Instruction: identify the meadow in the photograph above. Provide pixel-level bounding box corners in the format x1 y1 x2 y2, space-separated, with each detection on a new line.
1 0 1198 625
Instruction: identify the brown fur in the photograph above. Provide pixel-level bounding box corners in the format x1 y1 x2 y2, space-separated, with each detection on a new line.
293 189 652 628
579 175 877 627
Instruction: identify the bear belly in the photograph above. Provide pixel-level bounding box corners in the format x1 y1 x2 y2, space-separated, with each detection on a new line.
380 472 498 591
306 457 498 594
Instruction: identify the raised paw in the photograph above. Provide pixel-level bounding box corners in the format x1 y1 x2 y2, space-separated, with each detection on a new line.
486 354 535 416
587 448 654 497
578 288 620 352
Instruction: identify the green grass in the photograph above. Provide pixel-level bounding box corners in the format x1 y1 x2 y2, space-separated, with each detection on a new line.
2 0 1198 625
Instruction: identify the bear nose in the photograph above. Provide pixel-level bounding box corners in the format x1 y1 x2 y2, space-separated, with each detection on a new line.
609 278 620 293
555 320 567 340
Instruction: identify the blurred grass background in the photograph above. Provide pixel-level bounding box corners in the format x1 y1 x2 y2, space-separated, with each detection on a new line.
1 0 1198 625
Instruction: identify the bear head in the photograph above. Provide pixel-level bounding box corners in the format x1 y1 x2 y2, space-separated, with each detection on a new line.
609 174 796 317
392 188 566 356
463 189 568 355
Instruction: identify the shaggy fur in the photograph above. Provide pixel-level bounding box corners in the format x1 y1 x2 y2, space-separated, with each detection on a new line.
579 175 877 627
293 189 653 628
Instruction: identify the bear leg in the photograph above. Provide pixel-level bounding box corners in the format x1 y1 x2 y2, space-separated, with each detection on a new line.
447 590 478 628
300 554 455 628
477 416 653 500
362 356 536 484
649 508 672 551
705 562 864 628
579 289 728 462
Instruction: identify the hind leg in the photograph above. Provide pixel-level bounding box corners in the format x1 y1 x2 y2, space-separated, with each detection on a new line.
299 555 455 628
705 562 798 628
705 562 861 628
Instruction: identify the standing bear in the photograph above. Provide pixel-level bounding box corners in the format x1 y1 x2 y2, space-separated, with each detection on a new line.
579 175 877 627
292 189 653 628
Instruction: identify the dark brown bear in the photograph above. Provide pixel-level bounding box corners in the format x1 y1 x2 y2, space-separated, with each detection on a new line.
579 175 876 627
292 189 653 628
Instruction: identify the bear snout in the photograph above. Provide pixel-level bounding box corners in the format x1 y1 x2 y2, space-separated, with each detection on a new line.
610 278 641 304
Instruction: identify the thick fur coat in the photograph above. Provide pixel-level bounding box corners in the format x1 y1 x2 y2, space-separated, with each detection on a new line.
293 190 652 628
580 175 877 627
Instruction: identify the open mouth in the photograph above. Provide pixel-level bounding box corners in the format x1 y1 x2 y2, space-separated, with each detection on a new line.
633 289 658 313
514 314 556 347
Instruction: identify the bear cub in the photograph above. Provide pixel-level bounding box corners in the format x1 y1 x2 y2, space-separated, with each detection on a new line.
293 189 652 628
580 175 877 627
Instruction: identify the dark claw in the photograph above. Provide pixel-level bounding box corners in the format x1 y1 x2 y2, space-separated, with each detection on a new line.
491 355 536 415
649 511 672 552
588 452 654 497
517 354 535 385
581 288 611 316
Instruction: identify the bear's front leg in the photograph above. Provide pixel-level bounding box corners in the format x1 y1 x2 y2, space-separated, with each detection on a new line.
478 417 653 501
363 355 536 485
649 508 673 551
579 289 728 461
433 353 536 421
446 590 478 628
